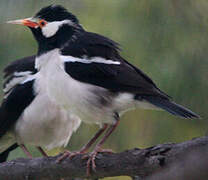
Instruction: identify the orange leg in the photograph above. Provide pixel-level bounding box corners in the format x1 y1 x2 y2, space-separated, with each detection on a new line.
57 124 108 162
85 120 120 176
37 146 48 157
19 144 33 158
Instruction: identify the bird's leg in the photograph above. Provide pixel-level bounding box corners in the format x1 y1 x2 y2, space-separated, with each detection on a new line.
76 124 109 154
37 146 48 157
85 119 120 176
19 144 33 158
57 124 108 162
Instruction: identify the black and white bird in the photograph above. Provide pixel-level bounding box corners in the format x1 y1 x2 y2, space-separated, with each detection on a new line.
0 56 35 162
0 54 81 160
7 5 200 174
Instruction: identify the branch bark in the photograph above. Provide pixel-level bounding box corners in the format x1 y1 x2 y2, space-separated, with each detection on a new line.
1 136 208 180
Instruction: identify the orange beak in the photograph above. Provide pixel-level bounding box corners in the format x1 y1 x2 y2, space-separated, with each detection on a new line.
7 18 38 28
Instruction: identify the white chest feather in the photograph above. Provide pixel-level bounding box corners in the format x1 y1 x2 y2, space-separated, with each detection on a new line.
14 53 82 149
15 92 81 150
36 50 115 124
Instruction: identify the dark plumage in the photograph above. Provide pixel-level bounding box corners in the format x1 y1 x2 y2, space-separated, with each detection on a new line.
61 32 120 58
62 31 199 119
4 55 36 78
0 56 36 162
0 80 35 138
3 55 36 91
0 143 18 162
140 96 199 118
35 5 79 23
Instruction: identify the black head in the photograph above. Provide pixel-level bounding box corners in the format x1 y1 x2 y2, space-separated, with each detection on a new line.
8 5 84 55
35 5 79 24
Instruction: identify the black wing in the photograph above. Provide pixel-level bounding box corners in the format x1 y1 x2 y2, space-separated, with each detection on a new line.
0 80 35 138
62 31 169 98
1 56 36 137
0 143 18 162
3 55 36 96
61 31 121 59
0 56 36 160
4 55 36 78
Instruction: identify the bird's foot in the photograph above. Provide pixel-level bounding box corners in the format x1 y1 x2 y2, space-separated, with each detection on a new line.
57 150 87 163
57 150 72 163
83 147 113 176
68 150 87 159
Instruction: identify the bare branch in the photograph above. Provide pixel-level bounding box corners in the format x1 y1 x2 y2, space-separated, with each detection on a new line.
0 136 208 180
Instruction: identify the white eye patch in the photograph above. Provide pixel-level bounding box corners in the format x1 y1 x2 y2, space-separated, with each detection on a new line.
41 20 74 38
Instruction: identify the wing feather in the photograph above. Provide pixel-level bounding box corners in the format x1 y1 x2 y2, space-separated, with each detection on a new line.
0 80 35 138
62 31 169 98
0 56 36 138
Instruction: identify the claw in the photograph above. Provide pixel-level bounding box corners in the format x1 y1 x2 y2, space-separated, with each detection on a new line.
57 150 71 163
69 150 86 159
57 150 87 163
86 151 97 176
85 148 114 176
98 148 114 154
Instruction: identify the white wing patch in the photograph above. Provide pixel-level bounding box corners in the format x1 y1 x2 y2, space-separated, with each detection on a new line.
20 74 36 84
3 71 33 93
60 55 121 65
3 71 35 98
13 71 33 76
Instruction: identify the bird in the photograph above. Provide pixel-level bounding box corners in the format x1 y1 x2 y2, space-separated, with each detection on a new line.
0 54 82 161
0 56 36 162
1 55 101 162
7 4 200 175
0 56 34 162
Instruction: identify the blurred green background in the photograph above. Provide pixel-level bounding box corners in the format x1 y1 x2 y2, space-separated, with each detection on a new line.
0 0 207 179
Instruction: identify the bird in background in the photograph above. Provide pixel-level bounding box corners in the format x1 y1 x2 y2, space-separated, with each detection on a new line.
0 54 82 161
0 55 106 163
6 5 200 175
0 56 36 162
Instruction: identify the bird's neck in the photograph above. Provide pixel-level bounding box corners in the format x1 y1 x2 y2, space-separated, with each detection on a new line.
37 26 83 56
35 49 60 71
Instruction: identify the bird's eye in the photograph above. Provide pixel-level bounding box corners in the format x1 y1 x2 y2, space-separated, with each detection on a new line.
39 20 47 28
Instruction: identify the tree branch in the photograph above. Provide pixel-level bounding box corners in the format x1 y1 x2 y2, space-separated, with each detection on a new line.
1 136 208 180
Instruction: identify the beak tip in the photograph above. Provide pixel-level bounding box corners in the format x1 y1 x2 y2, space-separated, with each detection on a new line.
6 20 22 24
6 18 38 28
6 20 12 24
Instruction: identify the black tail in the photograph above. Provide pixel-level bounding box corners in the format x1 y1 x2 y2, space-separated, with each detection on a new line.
0 143 18 163
143 96 200 119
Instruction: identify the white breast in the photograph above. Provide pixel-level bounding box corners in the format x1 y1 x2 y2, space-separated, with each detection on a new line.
35 50 116 125
14 71 81 150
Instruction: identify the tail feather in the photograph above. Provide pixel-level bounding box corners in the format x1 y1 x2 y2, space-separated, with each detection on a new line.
0 143 18 162
143 96 200 119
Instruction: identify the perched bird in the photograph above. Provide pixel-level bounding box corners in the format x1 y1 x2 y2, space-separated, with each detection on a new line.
0 56 36 162
7 5 200 175
1 55 99 162
0 54 81 160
